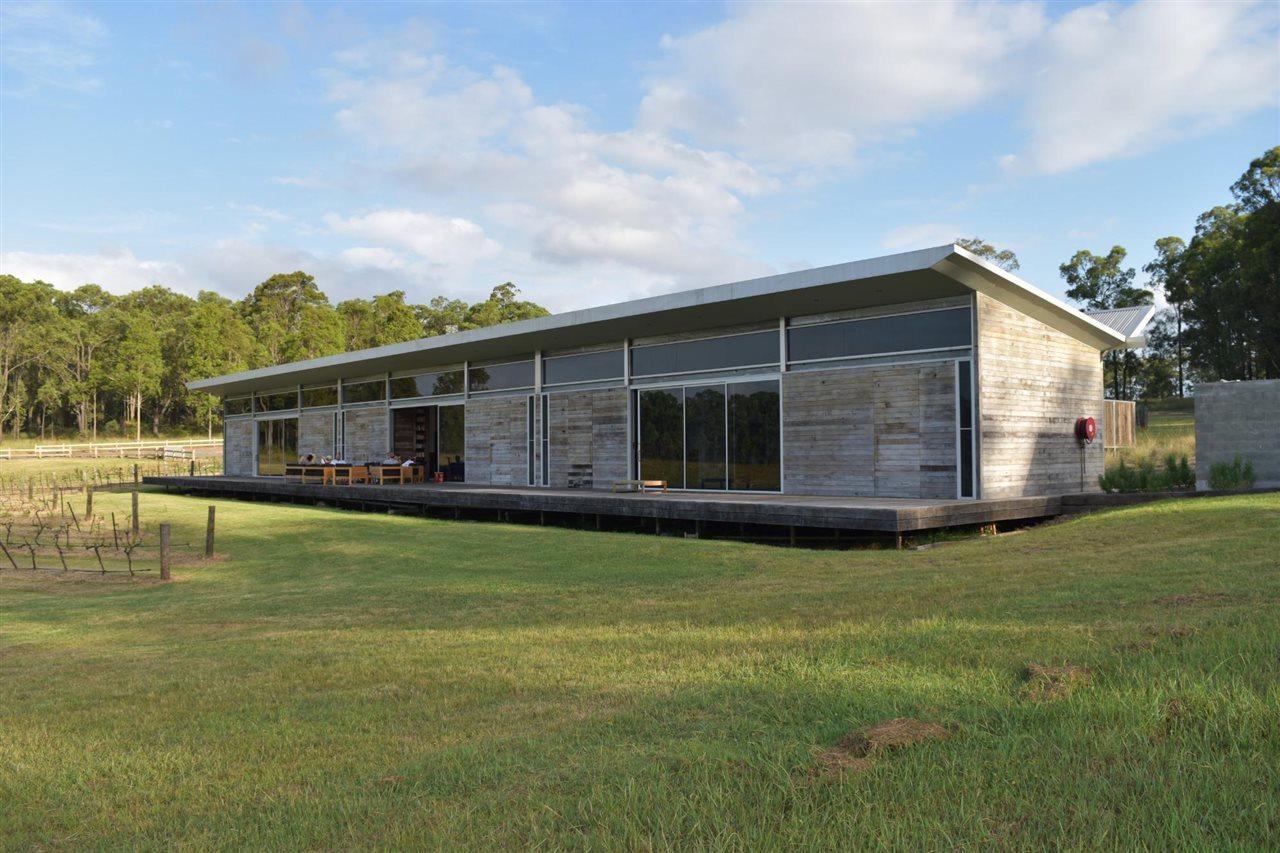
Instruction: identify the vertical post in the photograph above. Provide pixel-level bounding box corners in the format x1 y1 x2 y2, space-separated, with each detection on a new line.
133 464 139 485
27 478 33 500
205 506 216 557
159 523 171 580
190 459 196 477
86 486 93 519
131 489 140 535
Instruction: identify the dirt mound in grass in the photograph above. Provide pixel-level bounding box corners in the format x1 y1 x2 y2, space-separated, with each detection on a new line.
814 717 952 777
1020 663 1092 700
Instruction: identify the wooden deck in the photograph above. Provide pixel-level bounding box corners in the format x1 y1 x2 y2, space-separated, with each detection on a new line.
144 475 1066 534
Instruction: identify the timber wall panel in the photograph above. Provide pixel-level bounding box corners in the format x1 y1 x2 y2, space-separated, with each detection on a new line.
547 387 628 489
782 363 957 497
466 395 528 486
976 293 1104 497
224 419 255 476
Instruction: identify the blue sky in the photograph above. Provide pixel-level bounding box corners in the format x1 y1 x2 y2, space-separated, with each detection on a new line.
2 0 1277 311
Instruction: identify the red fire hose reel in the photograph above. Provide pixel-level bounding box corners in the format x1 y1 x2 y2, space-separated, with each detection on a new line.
1074 416 1097 444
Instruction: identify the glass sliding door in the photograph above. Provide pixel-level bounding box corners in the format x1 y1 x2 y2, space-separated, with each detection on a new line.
256 417 298 476
728 380 780 491
685 385 726 489
438 405 466 481
638 387 685 488
636 378 781 492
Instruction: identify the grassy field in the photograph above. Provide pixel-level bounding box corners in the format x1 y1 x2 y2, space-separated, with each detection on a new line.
2 477 1277 848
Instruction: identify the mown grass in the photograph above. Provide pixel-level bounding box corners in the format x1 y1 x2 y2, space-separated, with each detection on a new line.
1 486 1277 848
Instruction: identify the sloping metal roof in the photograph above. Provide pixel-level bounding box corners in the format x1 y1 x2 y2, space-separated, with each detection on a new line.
189 244 1127 395
1084 304 1157 348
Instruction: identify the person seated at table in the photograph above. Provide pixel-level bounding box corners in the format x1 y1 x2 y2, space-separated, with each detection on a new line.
381 452 401 465
299 453 316 464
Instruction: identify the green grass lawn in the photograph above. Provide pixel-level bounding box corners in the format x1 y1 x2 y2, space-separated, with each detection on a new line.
2 487 1277 848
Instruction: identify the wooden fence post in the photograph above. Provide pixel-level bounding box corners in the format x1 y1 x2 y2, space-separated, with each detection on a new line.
131 489 140 536
27 478 33 500
159 523 171 580
86 486 93 519
205 506 215 557
189 459 196 477
133 464 139 485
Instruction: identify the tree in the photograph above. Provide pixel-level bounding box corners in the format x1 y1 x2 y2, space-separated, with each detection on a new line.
956 237 1020 272
338 290 423 350
178 292 260 437
96 307 164 442
1143 237 1189 396
416 295 469 337
464 282 550 329
0 277 61 440
239 271 343 365
1229 146 1280 377
1060 246 1150 399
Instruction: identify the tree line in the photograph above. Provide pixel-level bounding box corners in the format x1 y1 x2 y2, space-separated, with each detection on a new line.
962 146 1278 400
0 273 548 441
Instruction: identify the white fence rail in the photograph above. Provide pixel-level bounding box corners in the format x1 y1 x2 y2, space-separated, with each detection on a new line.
0 439 223 461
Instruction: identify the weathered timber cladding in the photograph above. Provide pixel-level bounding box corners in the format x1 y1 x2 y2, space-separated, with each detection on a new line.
224 419 255 476
298 411 335 459
976 293 1104 497
466 395 528 485
546 387 628 488
343 407 389 462
782 362 957 498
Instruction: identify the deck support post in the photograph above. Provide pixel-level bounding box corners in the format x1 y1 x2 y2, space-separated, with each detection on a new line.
895 533 904 550
789 525 796 547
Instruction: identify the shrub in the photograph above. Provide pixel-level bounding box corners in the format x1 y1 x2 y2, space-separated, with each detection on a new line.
1208 455 1256 491
1099 454 1196 493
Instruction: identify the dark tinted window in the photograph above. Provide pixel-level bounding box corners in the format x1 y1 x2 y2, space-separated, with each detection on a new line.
631 330 778 377
543 349 623 385
639 387 684 488
224 396 252 416
469 360 533 392
958 360 974 498
438 406 465 481
301 385 338 407
255 390 297 412
343 379 385 404
787 307 972 363
685 386 726 489
390 369 464 399
728 380 780 491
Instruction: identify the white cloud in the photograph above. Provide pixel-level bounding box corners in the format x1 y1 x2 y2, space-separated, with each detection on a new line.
0 1 106 95
639 1 1047 168
324 47 776 295
0 247 185 293
1020 0 1280 174
324 209 500 263
879 223 965 251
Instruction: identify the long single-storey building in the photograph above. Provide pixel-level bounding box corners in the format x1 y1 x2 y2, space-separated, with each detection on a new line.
190 244 1147 500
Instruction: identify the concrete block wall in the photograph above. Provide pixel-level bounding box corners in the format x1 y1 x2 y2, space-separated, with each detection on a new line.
342 407 389 462
1194 379 1280 489
224 419 255 476
976 294 1105 497
299 410 336 460
782 361 958 498
547 387 628 489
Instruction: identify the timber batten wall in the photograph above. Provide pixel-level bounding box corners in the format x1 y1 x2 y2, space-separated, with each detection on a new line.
975 294 1105 498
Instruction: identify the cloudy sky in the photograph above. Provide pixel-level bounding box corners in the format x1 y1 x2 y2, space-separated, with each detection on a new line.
2 0 1277 311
